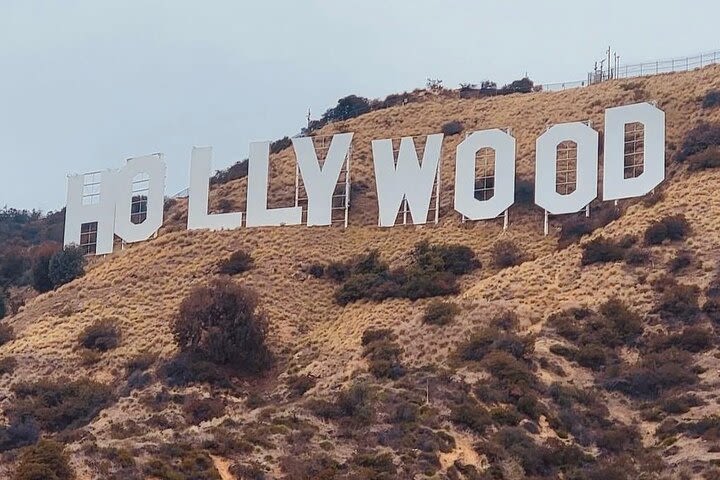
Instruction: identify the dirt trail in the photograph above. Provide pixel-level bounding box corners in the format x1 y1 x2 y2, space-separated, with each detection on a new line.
211 455 235 480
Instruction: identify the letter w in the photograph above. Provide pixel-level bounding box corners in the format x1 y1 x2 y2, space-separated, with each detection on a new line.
371 134 443 227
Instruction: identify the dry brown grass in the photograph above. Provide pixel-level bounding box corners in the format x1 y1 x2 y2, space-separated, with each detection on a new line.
3 65 720 478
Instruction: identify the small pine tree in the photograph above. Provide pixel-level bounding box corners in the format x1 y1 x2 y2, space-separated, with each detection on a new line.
48 246 86 289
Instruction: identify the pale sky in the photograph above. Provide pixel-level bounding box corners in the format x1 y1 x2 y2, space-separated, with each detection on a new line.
1 0 718 211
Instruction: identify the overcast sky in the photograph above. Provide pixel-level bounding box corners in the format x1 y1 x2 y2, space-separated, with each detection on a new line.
1 0 718 211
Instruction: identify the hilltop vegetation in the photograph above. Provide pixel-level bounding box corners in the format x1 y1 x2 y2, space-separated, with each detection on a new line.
2 65 720 479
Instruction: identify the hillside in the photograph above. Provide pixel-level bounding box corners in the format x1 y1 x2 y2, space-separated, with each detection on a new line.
2 65 720 479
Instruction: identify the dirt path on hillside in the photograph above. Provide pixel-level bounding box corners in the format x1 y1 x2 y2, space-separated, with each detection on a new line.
211 455 235 480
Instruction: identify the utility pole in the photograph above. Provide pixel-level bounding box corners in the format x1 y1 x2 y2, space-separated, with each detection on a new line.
306 108 311 131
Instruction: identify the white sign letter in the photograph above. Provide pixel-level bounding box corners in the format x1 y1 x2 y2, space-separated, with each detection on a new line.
64 171 116 255
187 147 243 231
114 154 166 243
454 129 516 220
535 123 598 215
603 102 665 201
293 133 353 226
371 134 443 227
246 141 302 227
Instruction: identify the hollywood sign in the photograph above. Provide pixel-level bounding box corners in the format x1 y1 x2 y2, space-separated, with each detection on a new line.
64 102 665 255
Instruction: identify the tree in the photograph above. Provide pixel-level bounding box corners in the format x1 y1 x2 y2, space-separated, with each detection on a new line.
48 246 85 288
172 279 273 375
31 242 61 293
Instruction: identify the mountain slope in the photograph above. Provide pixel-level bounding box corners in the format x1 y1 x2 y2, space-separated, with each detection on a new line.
2 65 720 479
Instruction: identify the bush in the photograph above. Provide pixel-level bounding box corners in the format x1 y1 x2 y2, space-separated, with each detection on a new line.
668 250 693 273
607 348 699 399
48 245 85 288
558 204 621 248
270 136 292 154
182 395 225 425
441 121 463 136
644 215 690 245
361 327 405 379
0 294 5 320
450 399 492 434
656 282 700 324
0 416 39 453
210 159 248 185
321 95 371 123
457 328 533 363
687 145 720 171
172 279 272 375
217 250 254 275
10 379 112 432
160 353 229 387
79 319 121 352
676 123 720 162
12 439 74 480
422 300 460 326
499 77 534 94
703 90 720 109
286 375 316 398
332 242 479 305
581 236 627 265
0 323 14 346
492 240 524 268
30 243 60 293
309 382 374 427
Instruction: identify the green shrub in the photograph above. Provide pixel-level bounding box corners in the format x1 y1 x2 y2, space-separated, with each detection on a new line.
49 246 85 288
0 416 39 453
13 439 74 480
332 243 479 305
441 120 463 136
172 279 272 375
79 319 121 352
321 95 371 123
11 379 112 432
644 215 690 245
0 294 6 320
217 250 254 275
422 300 460 326
492 240 524 268
668 250 693 273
